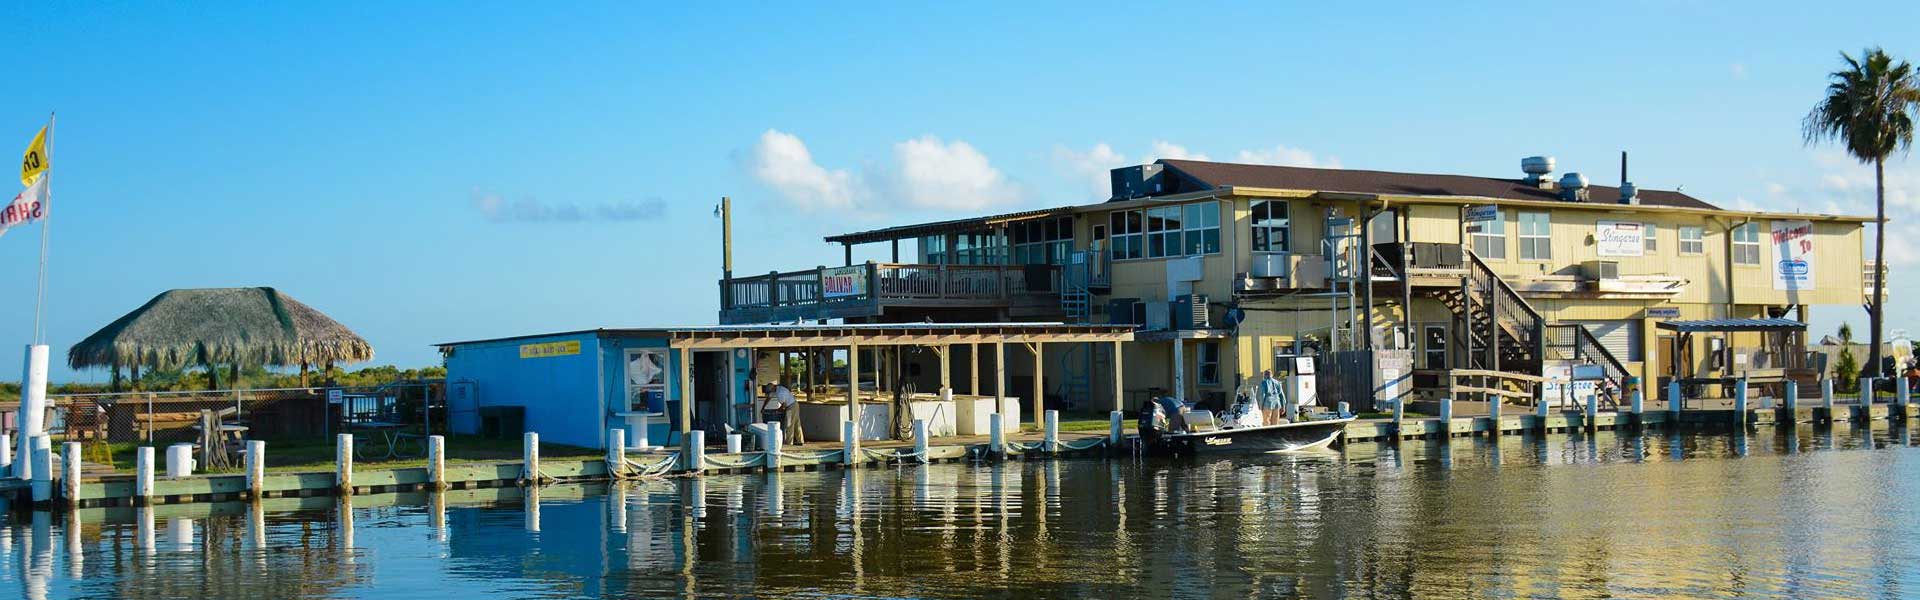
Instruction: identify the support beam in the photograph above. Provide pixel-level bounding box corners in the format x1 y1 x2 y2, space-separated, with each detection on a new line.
1031 342 1045 430
970 343 981 396
1111 341 1125 413
1172 340 1186 404
678 349 693 437
848 343 862 430
937 345 951 394
994 341 1007 422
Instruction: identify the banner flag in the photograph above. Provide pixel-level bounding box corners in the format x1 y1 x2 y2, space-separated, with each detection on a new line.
20 124 46 186
0 174 47 237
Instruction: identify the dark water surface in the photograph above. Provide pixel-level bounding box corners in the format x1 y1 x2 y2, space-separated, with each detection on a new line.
5 425 1920 599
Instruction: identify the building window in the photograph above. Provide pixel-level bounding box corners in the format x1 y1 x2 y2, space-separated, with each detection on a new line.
1679 226 1704 255
1643 223 1658 252
1518 211 1550 260
1183 202 1221 255
1012 217 1073 265
1732 222 1761 265
1197 341 1220 386
1423 325 1448 370
953 231 1006 265
1252 200 1291 253
1472 209 1507 259
921 235 947 264
1146 205 1183 258
1109 210 1143 260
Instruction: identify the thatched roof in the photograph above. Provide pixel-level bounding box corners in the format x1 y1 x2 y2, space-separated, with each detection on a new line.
68 287 374 370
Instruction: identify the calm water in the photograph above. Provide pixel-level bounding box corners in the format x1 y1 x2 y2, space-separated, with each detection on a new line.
5 425 1920 599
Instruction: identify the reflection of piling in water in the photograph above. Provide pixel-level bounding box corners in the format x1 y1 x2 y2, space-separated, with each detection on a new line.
169 516 193 552
525 486 542 533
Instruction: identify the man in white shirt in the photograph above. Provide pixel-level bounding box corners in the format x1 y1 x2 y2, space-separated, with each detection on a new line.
761 382 802 444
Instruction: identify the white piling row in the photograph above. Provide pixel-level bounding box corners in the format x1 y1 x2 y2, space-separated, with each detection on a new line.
335 434 354 495
842 420 859 467
62 442 81 506
134 446 154 504
606 429 625 475
989 412 1006 456
1437 396 1453 436
244 440 265 499
30 436 51 503
764 423 782 470
428 435 447 490
912 419 930 463
684 430 705 474
1859 377 1877 422
1109 410 1124 447
1044 410 1059 453
522 432 541 483
1669 380 1684 416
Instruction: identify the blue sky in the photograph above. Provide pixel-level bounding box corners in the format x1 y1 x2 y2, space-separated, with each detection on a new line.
6 2 1919 381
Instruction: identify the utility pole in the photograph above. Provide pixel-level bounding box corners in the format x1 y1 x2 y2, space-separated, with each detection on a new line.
719 197 733 309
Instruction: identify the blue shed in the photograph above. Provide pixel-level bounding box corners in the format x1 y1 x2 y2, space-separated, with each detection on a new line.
439 329 753 450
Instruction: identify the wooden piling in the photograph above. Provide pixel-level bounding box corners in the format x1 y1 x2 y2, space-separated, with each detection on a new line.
1438 397 1453 437
134 446 154 505
913 419 930 463
61 441 81 507
30 436 52 503
765 423 782 470
990 412 1006 458
0 432 10 477
428 435 448 490
244 440 265 499
604 429 623 478
842 420 859 467
335 433 354 495
683 430 704 475
1109 410 1124 447
1044 410 1059 453
523 432 541 484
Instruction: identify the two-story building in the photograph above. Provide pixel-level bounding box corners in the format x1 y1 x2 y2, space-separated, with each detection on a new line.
720 157 1877 413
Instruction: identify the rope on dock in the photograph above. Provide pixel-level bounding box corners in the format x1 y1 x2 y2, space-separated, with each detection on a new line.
1054 438 1108 452
860 447 927 462
623 452 680 479
702 454 768 469
777 449 847 462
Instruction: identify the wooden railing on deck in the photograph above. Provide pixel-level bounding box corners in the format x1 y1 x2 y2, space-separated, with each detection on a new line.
722 262 1061 311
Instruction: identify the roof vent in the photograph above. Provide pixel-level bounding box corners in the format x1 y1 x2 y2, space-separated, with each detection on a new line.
1619 181 1639 204
1522 156 1555 187
1558 172 1590 202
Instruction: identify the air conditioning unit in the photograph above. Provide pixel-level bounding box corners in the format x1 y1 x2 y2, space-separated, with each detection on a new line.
1106 298 1141 326
1172 294 1210 330
1144 301 1171 331
1584 260 1621 281
1252 253 1291 278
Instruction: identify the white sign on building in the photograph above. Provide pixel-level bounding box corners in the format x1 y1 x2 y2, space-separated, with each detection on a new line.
1596 221 1645 257
1772 219 1816 291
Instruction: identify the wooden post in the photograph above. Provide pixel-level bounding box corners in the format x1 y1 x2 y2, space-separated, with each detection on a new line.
765 423 782 470
842 420 859 467
1898 376 1911 419
1393 397 1405 435
429 435 447 490
29 436 51 503
913 419 930 463
1733 378 1749 427
970 343 980 395
938 345 951 395
1670 380 1684 418
1822 377 1835 422
1172 340 1186 405
1487 391 1502 435
1044 410 1059 453
522 432 541 484
1783 383 1798 412
134 446 154 505
244 440 265 499
1111 341 1125 413
335 433 353 495
1859 377 1877 423
848 343 862 435
989 412 1006 458
62 441 81 507
1109 410 1124 446
0 432 10 477
684 430 705 474
1031 342 1045 430
993 341 1007 424
1438 396 1453 437
677 349 693 439
1584 385 1599 432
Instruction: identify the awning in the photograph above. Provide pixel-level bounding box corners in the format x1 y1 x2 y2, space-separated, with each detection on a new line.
1654 318 1807 333
823 207 1074 245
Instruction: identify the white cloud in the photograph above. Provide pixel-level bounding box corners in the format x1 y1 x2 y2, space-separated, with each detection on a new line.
1234 144 1343 169
888 135 1022 211
471 189 666 223
743 129 860 211
1052 143 1128 199
1151 141 1210 161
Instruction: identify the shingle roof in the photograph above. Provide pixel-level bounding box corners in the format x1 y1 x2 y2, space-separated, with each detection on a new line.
1158 159 1720 210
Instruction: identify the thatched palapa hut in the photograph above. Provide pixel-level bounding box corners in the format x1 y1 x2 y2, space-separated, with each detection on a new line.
69 287 374 389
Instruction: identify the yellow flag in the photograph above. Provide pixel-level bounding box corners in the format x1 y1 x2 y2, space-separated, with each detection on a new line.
20 125 46 187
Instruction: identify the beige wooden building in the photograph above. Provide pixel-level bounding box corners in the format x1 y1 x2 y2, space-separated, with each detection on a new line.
720 157 1878 410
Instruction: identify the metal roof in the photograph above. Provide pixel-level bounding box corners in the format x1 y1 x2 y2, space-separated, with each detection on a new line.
822 207 1075 245
1654 318 1807 333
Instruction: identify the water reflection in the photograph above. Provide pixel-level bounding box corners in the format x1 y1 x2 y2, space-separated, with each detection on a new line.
2 427 1917 598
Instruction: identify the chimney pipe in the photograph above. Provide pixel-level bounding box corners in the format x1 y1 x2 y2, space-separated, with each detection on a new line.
1619 151 1638 204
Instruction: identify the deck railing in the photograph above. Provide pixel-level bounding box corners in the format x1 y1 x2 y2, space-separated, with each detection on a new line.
722 262 1062 312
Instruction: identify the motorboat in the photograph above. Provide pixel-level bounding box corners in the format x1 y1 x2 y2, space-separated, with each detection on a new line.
1138 396 1351 456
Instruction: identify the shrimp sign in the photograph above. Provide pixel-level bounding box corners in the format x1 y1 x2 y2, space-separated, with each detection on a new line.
1771 219 1816 291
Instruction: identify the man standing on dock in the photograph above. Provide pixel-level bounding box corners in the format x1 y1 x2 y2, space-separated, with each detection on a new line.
1256 370 1288 425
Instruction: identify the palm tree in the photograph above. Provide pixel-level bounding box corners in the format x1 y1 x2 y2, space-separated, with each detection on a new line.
1804 47 1920 379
